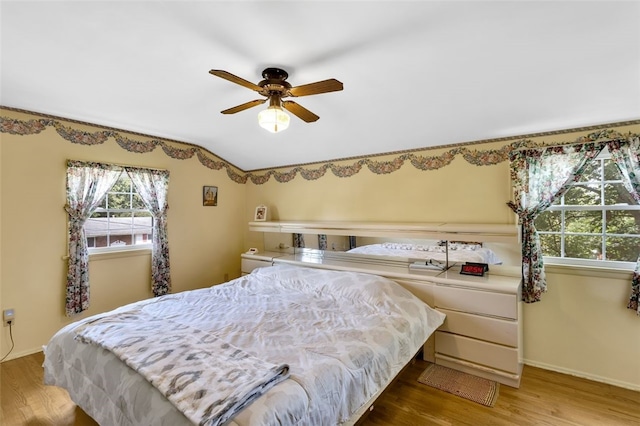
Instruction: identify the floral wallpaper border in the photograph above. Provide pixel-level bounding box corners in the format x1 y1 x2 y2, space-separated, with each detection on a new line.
2 108 639 185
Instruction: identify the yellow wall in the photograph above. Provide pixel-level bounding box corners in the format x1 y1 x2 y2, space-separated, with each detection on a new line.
244 144 515 249
525 267 639 390
0 109 246 359
1 107 639 391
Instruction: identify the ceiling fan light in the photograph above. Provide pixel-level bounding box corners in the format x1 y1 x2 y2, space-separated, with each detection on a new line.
258 106 290 133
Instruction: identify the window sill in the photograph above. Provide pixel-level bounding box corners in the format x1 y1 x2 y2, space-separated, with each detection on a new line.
88 247 152 262
544 262 634 280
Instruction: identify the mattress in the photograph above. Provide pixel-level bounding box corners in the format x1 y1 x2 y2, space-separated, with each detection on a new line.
43 264 445 425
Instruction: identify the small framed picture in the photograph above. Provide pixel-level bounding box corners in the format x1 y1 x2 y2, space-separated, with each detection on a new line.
203 186 218 206
254 205 267 221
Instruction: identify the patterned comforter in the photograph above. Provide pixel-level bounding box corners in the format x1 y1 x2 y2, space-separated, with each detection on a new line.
44 264 445 425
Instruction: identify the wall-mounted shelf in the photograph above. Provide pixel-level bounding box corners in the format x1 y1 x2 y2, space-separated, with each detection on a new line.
249 220 519 244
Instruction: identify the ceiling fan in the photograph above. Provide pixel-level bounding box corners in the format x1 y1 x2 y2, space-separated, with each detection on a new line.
209 67 343 133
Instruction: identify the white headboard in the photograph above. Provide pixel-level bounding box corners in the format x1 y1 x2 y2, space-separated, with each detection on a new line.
249 220 520 244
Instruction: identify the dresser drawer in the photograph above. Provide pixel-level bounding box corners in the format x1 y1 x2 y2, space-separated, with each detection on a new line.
241 258 272 274
438 308 517 347
434 285 517 319
435 331 519 374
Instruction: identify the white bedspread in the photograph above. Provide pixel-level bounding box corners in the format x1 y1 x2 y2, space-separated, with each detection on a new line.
44 264 445 425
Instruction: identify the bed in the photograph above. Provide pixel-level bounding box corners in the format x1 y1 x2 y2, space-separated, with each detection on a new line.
43 264 445 426
347 242 503 265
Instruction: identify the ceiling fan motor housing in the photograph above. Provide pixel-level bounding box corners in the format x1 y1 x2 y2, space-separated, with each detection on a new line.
259 68 292 97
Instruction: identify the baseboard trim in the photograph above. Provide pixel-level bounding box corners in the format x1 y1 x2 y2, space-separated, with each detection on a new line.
0 346 43 363
523 359 640 392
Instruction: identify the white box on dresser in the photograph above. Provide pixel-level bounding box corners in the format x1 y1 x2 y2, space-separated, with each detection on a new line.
240 251 285 275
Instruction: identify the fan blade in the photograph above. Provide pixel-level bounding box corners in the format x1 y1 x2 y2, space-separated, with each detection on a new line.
289 78 343 97
209 70 263 92
221 99 266 114
282 101 320 122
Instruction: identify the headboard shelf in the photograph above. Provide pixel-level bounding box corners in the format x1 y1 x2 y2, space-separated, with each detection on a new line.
249 220 519 244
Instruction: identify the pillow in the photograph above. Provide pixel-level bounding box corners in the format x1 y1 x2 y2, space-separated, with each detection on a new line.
381 242 444 252
450 240 483 247
437 240 482 250
448 242 482 251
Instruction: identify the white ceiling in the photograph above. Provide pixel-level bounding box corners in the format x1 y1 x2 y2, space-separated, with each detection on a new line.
2 1 639 171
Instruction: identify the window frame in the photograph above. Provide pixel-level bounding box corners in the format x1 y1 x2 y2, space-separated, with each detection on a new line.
86 173 153 254
538 148 639 271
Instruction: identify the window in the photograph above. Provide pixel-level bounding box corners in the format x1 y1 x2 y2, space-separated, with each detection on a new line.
86 174 152 251
535 149 640 268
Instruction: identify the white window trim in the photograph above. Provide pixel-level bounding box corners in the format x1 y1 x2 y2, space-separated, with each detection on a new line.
538 148 639 267
89 245 152 261
543 258 635 280
544 256 635 270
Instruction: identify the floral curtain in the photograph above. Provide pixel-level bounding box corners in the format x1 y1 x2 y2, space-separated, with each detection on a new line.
607 138 640 314
349 236 357 250
293 233 305 248
126 167 171 296
65 160 122 316
318 234 328 250
507 143 606 303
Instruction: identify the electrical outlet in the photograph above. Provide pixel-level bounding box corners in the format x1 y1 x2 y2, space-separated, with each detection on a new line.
3 308 15 326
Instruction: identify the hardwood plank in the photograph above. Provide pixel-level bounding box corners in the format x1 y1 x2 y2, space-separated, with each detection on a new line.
1 353 638 425
362 360 640 426
1 352 97 425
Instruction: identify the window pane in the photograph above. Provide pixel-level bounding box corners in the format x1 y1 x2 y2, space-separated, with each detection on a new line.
96 197 107 209
606 236 640 262
603 159 620 181
565 210 602 233
85 216 109 248
580 160 602 182
111 175 131 192
133 214 153 238
539 233 561 257
107 216 133 246
563 184 601 205
604 182 636 206
110 211 133 218
132 194 146 210
565 235 602 260
84 172 153 251
85 216 107 239
108 192 132 209
535 210 561 232
606 210 640 235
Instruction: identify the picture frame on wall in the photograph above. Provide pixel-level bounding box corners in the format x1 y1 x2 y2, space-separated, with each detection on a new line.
254 205 267 221
203 186 218 206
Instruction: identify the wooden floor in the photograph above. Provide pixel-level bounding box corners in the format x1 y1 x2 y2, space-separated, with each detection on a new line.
1 352 639 425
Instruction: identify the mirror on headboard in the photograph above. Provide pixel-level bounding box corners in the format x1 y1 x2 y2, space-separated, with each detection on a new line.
252 221 522 269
